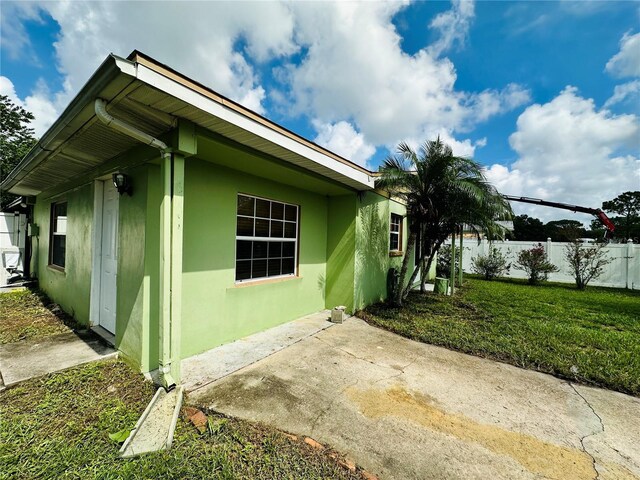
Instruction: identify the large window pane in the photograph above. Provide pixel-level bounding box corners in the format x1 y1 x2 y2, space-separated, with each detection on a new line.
236 260 251 280
271 202 284 220
268 259 281 276
237 217 253 236
285 205 297 221
256 199 270 218
284 222 296 238
252 259 267 278
270 220 283 238
282 258 294 275
253 241 268 259
237 195 254 216
268 241 282 257
255 218 269 237
282 242 295 258
235 194 298 282
236 240 252 260
52 236 66 268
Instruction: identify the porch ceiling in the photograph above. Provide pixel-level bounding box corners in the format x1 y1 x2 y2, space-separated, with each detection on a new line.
3 52 375 197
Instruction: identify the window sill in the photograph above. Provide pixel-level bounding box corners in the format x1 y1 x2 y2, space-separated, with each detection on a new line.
231 275 302 289
47 264 66 274
389 251 404 257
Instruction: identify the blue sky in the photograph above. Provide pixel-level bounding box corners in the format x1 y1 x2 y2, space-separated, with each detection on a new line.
1 1 639 222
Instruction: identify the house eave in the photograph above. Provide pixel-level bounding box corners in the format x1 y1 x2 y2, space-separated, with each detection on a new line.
2 51 376 196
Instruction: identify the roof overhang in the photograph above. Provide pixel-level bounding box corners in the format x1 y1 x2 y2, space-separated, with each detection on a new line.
2 52 376 197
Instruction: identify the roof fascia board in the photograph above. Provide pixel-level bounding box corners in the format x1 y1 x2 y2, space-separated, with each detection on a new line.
1 55 134 192
134 64 375 190
131 52 373 177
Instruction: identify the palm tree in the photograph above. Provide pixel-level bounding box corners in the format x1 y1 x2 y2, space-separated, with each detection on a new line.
376 137 512 306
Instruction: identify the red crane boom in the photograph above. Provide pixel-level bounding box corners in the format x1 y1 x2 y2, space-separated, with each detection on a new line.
503 195 616 238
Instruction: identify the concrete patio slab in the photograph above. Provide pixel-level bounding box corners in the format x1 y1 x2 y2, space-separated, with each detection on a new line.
191 317 640 480
0 330 117 387
182 310 334 392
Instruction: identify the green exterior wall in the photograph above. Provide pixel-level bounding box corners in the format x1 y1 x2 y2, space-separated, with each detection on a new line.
28 130 426 376
325 195 357 312
180 156 329 358
354 191 412 310
31 184 95 325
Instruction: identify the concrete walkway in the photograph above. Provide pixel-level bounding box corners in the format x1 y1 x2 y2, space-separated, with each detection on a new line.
182 310 334 392
0 330 117 388
190 318 640 480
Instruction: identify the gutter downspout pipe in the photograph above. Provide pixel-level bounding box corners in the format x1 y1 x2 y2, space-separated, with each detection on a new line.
94 98 177 390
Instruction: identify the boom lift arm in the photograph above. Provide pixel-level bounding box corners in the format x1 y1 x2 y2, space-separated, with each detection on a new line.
503 195 616 238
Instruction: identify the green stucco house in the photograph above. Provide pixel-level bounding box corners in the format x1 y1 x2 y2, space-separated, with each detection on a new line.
2 51 419 388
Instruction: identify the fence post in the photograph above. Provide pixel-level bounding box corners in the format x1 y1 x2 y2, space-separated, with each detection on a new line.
626 239 633 290
546 237 553 262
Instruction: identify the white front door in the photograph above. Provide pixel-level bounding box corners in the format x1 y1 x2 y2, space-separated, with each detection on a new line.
99 181 118 333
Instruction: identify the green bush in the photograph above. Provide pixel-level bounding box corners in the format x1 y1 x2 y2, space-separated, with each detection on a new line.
564 240 612 290
514 243 558 285
471 247 510 280
436 244 459 278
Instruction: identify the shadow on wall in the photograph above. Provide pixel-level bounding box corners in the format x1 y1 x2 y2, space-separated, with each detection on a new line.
355 202 389 309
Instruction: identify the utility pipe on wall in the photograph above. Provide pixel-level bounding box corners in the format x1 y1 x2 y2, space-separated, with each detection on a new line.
95 98 178 390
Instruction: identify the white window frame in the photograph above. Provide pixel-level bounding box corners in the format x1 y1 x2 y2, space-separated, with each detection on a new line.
235 193 299 283
390 213 402 252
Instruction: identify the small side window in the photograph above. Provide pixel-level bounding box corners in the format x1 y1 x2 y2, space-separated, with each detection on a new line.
50 202 67 269
390 213 403 252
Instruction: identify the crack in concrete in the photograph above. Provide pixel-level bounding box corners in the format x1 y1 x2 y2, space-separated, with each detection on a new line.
568 382 605 480
313 336 399 371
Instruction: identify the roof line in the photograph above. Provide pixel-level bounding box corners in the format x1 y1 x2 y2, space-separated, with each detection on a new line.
127 50 375 177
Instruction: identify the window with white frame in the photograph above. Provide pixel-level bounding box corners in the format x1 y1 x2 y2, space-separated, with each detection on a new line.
390 213 402 252
50 201 67 269
236 194 298 282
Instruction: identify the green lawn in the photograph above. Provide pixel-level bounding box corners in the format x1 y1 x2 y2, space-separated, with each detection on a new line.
360 277 640 395
0 289 76 344
0 360 364 480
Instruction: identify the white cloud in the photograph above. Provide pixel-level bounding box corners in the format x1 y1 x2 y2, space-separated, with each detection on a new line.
4 0 528 165
0 76 60 137
313 120 376 168
604 80 640 108
2 1 299 136
428 0 475 57
285 1 528 152
605 31 640 78
486 86 640 223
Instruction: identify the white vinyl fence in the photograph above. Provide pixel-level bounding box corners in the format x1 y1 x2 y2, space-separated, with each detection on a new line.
450 238 639 290
0 212 27 287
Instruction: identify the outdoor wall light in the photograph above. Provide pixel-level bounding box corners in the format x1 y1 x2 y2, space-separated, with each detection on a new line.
112 173 132 196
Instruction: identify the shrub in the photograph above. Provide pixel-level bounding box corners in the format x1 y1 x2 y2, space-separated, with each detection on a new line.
564 240 612 290
514 243 558 285
471 247 510 280
436 244 460 278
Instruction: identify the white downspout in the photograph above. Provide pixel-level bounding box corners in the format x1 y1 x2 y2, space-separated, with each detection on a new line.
94 98 177 390
95 98 169 152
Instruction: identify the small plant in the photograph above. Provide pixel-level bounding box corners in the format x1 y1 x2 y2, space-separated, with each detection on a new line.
436 244 462 278
514 243 558 285
471 247 510 280
564 240 612 290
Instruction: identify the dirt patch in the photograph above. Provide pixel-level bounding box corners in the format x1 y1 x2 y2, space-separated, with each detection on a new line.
347 384 597 480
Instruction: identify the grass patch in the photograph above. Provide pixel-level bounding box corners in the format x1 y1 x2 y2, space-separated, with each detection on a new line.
0 360 364 479
0 288 77 344
361 277 640 395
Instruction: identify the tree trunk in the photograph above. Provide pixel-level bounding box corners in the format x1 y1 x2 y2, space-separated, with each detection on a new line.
394 231 417 307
